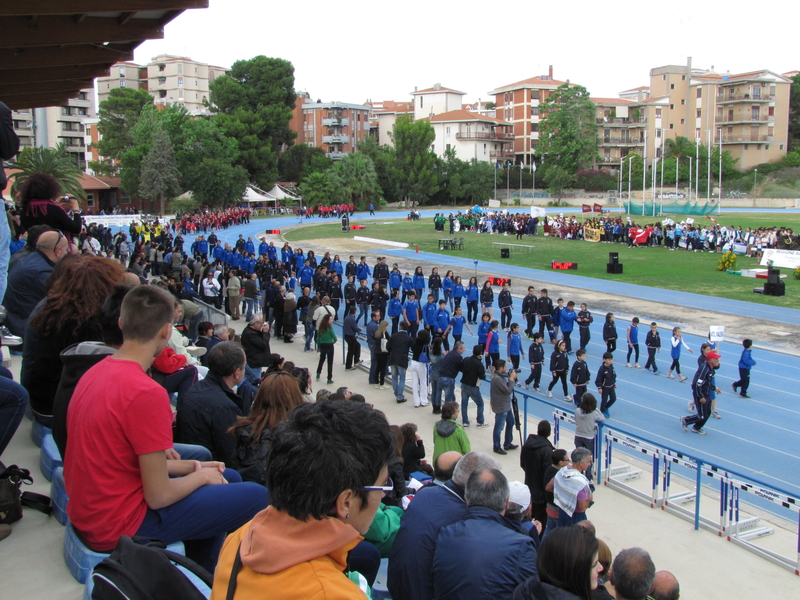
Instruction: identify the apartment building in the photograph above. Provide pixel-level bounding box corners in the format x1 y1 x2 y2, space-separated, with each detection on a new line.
488 66 571 166
619 59 791 170
364 100 413 146
592 98 646 167
10 88 96 169
297 99 371 160
97 55 228 115
411 84 466 121
423 110 514 163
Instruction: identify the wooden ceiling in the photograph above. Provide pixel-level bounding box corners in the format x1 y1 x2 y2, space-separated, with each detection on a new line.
0 1 209 110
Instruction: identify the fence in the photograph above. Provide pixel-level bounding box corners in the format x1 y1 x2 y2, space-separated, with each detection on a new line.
191 298 229 327
515 388 800 575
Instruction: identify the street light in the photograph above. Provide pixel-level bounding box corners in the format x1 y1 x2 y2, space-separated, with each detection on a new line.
753 168 758 203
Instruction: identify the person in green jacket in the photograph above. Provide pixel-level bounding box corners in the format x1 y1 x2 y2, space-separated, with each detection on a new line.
316 314 338 384
432 401 471 464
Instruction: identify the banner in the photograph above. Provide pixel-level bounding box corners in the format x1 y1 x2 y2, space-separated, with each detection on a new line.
530 206 546 218
760 248 800 269
709 326 725 344
593 203 603 213
584 226 603 242
488 199 501 208
582 204 591 213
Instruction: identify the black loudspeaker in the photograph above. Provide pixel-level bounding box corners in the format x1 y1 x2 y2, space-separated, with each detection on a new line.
764 281 785 296
767 269 780 285
607 263 623 274
501 248 510 258
341 215 350 232
609 252 619 264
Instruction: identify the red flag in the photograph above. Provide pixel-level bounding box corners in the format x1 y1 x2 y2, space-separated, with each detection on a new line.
582 204 591 213
593 203 603 213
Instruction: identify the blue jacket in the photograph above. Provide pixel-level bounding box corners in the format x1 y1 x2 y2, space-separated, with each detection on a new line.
387 297 403 319
389 271 403 290
212 245 225 262
423 302 438 327
508 332 523 357
477 321 490 344
559 308 577 333
434 308 450 333
466 284 479 302
4 249 54 336
738 348 756 370
432 506 537 600
245 240 255 254
453 283 465 299
402 276 414 292
196 239 208 254
388 481 467 600
331 260 344 276
281 248 292 264
293 252 306 270
413 273 425 290
298 266 314 286
258 241 269 256
356 263 372 281
442 277 454 294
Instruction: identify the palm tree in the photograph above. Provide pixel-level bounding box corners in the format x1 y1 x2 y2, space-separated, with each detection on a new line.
9 142 85 200
664 136 695 160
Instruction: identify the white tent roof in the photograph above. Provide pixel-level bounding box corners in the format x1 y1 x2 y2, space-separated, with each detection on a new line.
242 184 276 203
267 184 300 201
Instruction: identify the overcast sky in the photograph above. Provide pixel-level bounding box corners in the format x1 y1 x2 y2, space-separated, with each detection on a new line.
134 0 797 105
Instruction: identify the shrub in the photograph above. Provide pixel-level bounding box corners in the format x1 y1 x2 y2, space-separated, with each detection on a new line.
717 251 736 271
576 169 617 192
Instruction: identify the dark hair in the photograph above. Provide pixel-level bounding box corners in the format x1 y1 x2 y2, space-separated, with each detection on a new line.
742 338 752 349
120 285 174 342
229 372 304 443
533 332 543 341
99 285 132 346
434 453 459 481
431 337 444 356
415 329 430 345
472 344 483 357
465 469 508 512
23 224 53 249
612 548 656 600
552 449 569 465
537 419 551 437
537 526 599 600
493 358 506 370
207 341 246 377
20 172 62 206
400 423 417 445
579 393 597 413
349 394 366 403
266 401 395 520
292 367 311 393
198 321 214 337
602 352 613 360
441 401 459 420
605 312 614 322
576 349 586 358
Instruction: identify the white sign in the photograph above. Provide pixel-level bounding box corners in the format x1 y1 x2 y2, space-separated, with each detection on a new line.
530 206 546 218
709 326 725 344
760 248 800 269
488 199 501 208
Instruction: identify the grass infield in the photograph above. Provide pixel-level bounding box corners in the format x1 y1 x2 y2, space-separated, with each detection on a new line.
283 212 800 308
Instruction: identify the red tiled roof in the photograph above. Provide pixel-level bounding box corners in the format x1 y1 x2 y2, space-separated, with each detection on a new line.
423 109 512 126
591 97 635 105
489 76 570 93
411 86 466 95
77 172 122 190
620 85 649 93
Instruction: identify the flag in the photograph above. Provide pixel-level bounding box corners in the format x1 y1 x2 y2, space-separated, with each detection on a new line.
593 203 603 213
582 204 591 213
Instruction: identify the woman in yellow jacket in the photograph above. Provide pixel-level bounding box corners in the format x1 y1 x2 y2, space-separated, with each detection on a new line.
211 401 395 600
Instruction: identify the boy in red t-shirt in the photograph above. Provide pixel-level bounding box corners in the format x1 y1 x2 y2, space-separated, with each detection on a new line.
64 285 266 571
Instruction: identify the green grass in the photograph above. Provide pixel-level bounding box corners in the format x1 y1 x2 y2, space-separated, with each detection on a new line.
283 213 800 308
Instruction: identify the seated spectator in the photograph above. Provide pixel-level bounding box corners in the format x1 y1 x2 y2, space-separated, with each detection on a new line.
195 321 214 347
150 345 199 404
64 285 266 571
176 341 251 465
651 571 680 600
388 452 502 600
7 224 52 273
401 422 434 479
433 451 462 484
292 366 313 398
433 469 538 599
385 425 412 507
21 254 124 426
0 366 28 463
432 401 471 464
210 401 395 599
202 323 228 365
240 315 272 377
229 372 304 485
610 548 656 600
165 301 205 371
594 539 615 600
543 449 570 536
506 480 543 541
513 525 601 600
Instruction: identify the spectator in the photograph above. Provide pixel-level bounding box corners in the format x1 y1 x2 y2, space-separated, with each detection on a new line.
343 305 363 368
610 548 657 600
388 452 501 600
176 341 251 464
432 401 471 464
3 230 69 336
211 401 395 598
543 449 570 536
433 469 538 599
439 340 465 405
240 315 272 378
373 319 391 390
460 343 487 428
401 422 433 479
513 525 601 600
229 372 305 485
195 321 214 347
595 539 615 600
387 321 411 404
651 571 680 600
64 286 266 572
315 313 337 385
553 448 594 527
18 172 83 238
281 292 298 343
490 359 519 455
521 420 555 525
433 451 462 484
7 224 52 273
21 254 124 426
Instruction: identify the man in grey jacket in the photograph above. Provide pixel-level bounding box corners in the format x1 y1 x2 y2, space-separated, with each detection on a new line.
490 359 518 455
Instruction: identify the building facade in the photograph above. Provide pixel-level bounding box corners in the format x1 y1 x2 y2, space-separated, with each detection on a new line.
425 110 514 163
297 99 371 160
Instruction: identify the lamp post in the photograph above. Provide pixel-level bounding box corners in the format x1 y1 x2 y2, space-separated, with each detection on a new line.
532 162 537 199
753 168 758 206
627 155 634 211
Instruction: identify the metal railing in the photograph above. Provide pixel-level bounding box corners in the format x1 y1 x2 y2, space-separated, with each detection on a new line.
191 298 229 327
455 131 514 141
714 135 774 144
717 94 774 102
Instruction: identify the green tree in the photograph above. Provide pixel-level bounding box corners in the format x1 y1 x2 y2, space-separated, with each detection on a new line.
334 153 381 209
537 83 598 193
210 56 296 188
10 143 85 200
138 118 182 214
460 159 494 203
90 88 153 175
789 73 800 151
358 136 397 203
390 115 438 207
277 143 332 183
299 170 347 208
435 147 467 205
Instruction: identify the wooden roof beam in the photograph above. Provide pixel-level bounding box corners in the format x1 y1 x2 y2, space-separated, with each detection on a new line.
0 1 208 17
0 44 134 70
0 16 165 48
0 79 94 98
0 64 111 85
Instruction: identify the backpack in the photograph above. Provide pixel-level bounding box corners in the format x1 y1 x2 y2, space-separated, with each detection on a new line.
90 536 212 600
0 465 51 524
418 344 430 364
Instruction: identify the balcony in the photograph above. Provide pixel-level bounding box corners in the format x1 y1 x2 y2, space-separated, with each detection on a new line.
601 137 643 146
322 134 350 144
715 114 770 124
595 118 647 126
716 94 774 104
490 150 516 160
322 117 349 127
455 130 514 141
326 151 345 160
713 135 774 144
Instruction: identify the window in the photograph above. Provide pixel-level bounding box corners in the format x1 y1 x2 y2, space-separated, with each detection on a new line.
780 144 784 150
681 75 686 81
531 123 539 132
158 63 165 72
531 91 539 100
178 90 183 99
680 119 685 125
656 109 662 118
158 77 166 85
121 192 131 205
86 193 95 208
446 126 450 135
177 63 183 74
669 124 674 129
77 107 87 116
768 106 774 116
159 90 167 98
78 91 88 101
681 99 685 105
696 109 701 118
420 97 423 108
670 104 674 110
744 145 749 150
177 77 183 88
656 129 662 138
663 75 666 80
765 145 769 150
670 83 675 89
446 144 451 152
697 88 702 98
120 80 126 88
531 107 539 115
61 107 71 116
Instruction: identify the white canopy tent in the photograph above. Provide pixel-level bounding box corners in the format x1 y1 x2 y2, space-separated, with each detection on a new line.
242 184 277 204
266 184 300 202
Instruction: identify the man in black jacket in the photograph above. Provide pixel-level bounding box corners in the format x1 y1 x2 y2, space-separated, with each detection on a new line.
460 344 487 428
439 340 465 405
373 256 389 288
520 419 554 525
240 316 271 379
537 289 554 338
387 322 411 403
176 341 249 465
521 286 537 339
681 351 720 435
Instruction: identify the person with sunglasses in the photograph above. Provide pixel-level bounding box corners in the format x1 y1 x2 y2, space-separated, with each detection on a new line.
211 400 395 599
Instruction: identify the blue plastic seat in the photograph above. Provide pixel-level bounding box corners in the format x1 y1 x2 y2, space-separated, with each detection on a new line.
372 557 392 600
39 433 63 482
50 466 69 526
31 418 51 448
65 522 185 584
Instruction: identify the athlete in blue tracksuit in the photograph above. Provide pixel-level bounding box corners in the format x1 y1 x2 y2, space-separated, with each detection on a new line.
559 301 578 353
